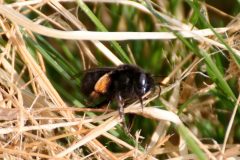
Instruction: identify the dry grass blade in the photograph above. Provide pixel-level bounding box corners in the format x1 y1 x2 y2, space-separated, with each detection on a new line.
56 115 121 157
220 93 240 159
0 5 228 41
125 106 181 124
0 0 239 159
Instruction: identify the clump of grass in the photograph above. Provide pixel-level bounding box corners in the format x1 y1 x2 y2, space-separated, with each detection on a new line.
0 0 240 159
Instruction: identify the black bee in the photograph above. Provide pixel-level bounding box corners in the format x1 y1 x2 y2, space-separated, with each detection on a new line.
80 64 155 123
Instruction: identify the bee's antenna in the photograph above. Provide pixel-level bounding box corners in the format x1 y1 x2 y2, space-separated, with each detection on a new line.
138 96 144 111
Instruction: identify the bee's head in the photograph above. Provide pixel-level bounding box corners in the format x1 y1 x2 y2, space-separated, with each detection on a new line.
135 72 154 96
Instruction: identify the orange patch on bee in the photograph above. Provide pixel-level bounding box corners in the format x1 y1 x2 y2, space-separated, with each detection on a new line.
94 73 111 94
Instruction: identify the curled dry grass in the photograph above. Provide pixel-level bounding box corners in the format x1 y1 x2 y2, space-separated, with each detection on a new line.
0 0 240 159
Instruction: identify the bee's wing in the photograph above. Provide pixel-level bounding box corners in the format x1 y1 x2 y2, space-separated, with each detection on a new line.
72 67 115 80
83 67 115 73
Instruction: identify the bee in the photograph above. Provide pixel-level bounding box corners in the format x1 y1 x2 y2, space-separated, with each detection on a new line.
80 64 156 124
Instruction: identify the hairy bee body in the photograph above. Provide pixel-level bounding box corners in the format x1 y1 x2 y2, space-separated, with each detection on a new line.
81 64 154 106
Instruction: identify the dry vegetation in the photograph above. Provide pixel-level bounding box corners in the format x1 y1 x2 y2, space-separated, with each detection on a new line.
0 0 240 159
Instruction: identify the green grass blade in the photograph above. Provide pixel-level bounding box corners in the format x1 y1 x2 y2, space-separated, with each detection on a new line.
76 0 131 64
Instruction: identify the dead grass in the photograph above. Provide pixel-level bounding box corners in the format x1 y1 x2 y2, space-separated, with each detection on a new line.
0 0 240 159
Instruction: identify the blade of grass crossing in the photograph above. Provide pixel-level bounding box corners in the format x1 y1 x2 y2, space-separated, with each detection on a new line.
177 124 207 160
177 33 236 101
199 50 236 100
186 0 240 69
25 37 72 80
76 0 131 64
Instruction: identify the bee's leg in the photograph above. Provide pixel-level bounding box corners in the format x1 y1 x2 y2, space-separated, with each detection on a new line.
116 93 128 132
156 85 161 98
136 95 144 111
139 96 143 111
